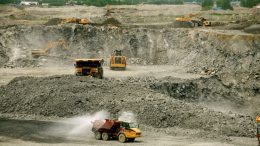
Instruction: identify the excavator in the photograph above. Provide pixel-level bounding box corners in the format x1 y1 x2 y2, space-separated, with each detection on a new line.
104 5 113 17
60 18 90 25
109 50 126 70
31 39 69 58
174 13 211 28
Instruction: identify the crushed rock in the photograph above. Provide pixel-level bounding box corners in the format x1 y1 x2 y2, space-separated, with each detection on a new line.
0 75 256 138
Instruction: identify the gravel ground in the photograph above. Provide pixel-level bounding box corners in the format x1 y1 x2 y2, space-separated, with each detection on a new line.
0 117 256 146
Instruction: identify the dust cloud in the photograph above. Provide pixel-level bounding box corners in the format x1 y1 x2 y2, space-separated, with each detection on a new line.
118 111 137 123
45 111 138 139
45 110 110 138
67 110 110 136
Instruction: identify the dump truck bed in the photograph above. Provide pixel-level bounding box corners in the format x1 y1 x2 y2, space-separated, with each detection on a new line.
92 119 120 133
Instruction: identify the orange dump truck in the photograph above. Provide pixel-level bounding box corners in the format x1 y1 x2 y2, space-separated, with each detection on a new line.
92 119 141 143
257 116 260 146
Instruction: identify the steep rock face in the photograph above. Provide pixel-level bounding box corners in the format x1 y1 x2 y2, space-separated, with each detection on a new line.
1 25 259 70
0 44 9 68
1 25 259 90
0 26 259 91
0 26 13 67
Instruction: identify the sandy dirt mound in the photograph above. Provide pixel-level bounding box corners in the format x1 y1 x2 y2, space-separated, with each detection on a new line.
0 75 256 138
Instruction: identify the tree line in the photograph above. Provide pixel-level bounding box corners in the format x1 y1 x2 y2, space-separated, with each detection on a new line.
0 0 183 6
241 0 260 8
0 0 259 8
201 0 259 10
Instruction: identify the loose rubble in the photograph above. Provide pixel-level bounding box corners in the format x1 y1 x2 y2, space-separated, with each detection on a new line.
0 75 256 138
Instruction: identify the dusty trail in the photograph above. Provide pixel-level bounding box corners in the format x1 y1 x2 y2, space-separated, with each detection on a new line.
0 117 256 146
0 65 202 86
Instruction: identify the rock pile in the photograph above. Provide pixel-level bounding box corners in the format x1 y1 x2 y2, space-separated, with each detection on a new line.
0 75 256 138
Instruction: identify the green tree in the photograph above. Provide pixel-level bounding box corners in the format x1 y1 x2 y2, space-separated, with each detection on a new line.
201 0 214 10
0 0 16 4
217 0 233 10
241 0 260 8
152 0 184 4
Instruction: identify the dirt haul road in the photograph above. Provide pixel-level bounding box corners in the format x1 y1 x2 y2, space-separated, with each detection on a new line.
0 65 201 86
0 117 256 146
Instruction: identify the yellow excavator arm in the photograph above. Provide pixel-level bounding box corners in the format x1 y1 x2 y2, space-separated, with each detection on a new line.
31 39 69 58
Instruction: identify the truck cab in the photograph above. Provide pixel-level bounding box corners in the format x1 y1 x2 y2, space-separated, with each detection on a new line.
118 122 141 142
109 50 126 70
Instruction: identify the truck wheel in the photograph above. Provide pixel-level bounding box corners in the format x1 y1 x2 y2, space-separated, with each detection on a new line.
95 132 102 140
98 68 103 79
118 134 126 143
102 132 109 141
128 138 135 142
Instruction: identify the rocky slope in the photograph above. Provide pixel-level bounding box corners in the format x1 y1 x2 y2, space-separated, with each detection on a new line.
0 25 259 69
0 75 256 138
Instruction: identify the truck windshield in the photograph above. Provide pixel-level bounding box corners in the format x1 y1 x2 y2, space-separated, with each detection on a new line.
129 123 138 128
75 61 101 67
122 122 138 129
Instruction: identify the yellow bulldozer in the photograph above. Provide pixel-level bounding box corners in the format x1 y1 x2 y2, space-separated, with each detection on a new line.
31 39 69 58
74 59 104 79
109 50 126 70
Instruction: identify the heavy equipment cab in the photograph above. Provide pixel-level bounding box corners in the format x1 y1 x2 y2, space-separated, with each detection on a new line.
109 50 126 70
74 59 103 79
121 122 139 129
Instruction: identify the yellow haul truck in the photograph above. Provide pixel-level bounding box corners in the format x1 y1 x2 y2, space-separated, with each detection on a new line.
109 50 126 70
257 116 260 146
74 59 103 79
92 119 141 143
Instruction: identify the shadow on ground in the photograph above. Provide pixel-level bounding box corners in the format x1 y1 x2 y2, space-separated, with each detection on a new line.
0 118 82 143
